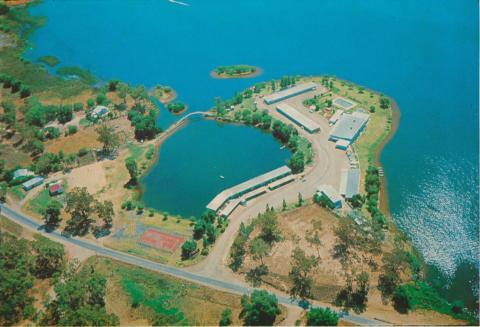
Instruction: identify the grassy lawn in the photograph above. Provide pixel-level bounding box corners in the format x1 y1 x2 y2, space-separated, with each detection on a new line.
0 215 23 236
90 257 248 326
27 182 66 215
8 185 26 201
0 143 33 169
104 211 195 267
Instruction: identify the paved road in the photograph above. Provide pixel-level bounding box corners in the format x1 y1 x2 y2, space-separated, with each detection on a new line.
0 204 386 326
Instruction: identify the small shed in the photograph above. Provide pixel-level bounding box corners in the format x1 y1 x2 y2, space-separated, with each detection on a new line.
92 105 110 119
49 183 64 196
22 176 44 191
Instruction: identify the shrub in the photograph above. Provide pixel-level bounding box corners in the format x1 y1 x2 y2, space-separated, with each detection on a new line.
66 125 78 136
77 148 89 157
73 102 84 112
306 307 339 326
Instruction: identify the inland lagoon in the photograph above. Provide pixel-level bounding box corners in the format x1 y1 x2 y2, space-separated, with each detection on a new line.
26 0 478 310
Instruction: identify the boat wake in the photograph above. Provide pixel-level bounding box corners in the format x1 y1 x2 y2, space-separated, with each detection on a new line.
168 0 190 6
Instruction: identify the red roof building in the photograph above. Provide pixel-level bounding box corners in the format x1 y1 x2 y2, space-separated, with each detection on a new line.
49 184 64 196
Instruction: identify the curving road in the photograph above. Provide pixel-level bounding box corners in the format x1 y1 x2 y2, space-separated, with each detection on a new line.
0 204 385 326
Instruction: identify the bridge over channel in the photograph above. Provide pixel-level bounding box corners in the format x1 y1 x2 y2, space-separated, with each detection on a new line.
160 111 212 139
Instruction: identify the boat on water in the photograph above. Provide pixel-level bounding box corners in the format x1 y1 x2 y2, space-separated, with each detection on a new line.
220 175 225 179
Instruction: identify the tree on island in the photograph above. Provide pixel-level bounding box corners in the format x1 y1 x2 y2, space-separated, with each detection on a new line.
380 96 391 109
306 307 339 326
96 124 120 156
125 157 138 185
240 290 281 326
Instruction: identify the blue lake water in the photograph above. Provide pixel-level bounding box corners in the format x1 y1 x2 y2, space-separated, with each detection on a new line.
26 0 478 308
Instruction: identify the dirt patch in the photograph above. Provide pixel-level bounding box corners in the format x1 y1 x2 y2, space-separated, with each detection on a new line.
64 160 107 194
45 127 100 154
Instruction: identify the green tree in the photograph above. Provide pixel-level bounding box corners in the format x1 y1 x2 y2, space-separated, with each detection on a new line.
240 290 281 326
32 236 66 279
219 308 232 326
0 232 35 325
117 83 128 103
335 272 370 314
297 192 303 207
0 181 7 203
96 200 114 229
125 157 138 185
96 93 109 105
288 151 305 173
181 239 197 260
43 199 63 229
249 238 270 265
306 307 338 326
257 210 282 244
40 263 119 326
64 187 95 236
392 285 411 313
245 264 269 287
96 124 119 155
289 247 318 300
380 96 391 109
0 2 10 15
305 229 322 259
282 199 287 211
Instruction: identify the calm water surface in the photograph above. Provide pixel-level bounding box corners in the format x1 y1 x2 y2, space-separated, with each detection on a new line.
26 0 478 308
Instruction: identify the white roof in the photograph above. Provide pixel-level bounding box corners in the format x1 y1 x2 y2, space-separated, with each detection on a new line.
329 110 344 124
329 112 369 141
339 169 360 198
317 184 342 203
93 105 109 116
22 176 44 188
276 103 321 133
264 82 317 104
336 139 350 147
13 168 34 179
207 166 291 211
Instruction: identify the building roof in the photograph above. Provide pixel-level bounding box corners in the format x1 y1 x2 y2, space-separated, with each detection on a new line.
206 166 292 211
329 109 344 124
317 184 343 203
329 112 369 141
335 139 350 148
276 103 321 133
13 168 34 179
264 82 317 104
92 105 109 117
339 169 360 198
268 175 295 190
49 184 63 193
22 176 44 188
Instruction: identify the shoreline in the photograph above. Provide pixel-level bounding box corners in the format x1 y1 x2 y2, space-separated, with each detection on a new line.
210 67 263 80
375 99 400 216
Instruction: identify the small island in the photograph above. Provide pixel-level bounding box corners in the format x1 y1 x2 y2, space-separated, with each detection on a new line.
166 101 187 114
38 55 59 67
211 65 261 79
149 84 177 104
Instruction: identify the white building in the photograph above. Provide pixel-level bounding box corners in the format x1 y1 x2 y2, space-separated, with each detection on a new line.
329 111 369 145
317 185 342 209
92 105 110 119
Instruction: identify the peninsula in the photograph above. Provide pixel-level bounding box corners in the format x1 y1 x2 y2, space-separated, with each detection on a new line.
0 2 476 327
